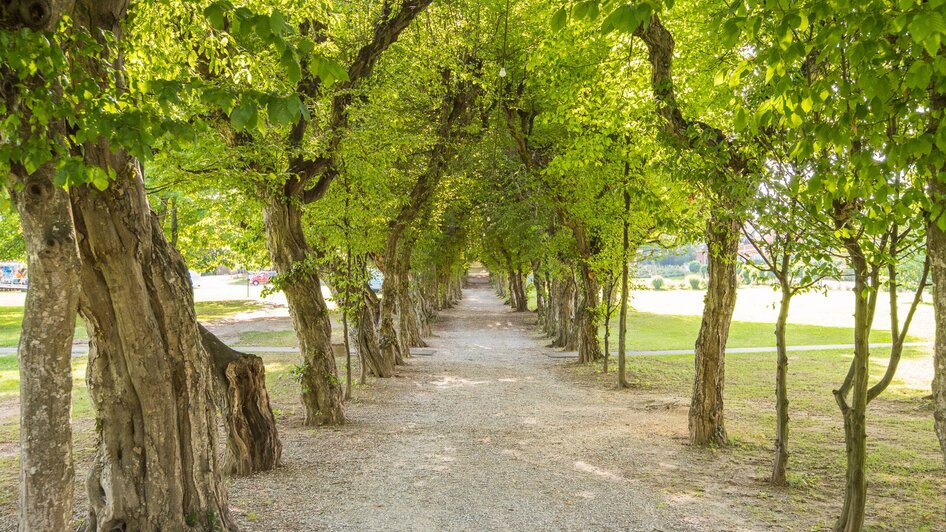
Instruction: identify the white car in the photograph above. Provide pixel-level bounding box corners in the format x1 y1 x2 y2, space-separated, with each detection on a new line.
189 270 201 288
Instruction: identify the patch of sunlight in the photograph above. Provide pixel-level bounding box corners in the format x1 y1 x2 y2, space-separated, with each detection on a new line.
430 375 488 388
890 355 933 390
573 461 624 481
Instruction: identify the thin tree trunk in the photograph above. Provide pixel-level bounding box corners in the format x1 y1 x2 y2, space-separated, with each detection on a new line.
603 280 615 374
689 213 740 446
833 244 870 532
199 324 281 476
72 154 233 531
13 164 81 531
771 284 792 485
262 195 344 425
618 253 630 388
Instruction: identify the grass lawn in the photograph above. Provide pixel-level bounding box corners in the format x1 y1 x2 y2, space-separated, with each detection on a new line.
574 346 944 529
0 300 264 348
603 312 907 352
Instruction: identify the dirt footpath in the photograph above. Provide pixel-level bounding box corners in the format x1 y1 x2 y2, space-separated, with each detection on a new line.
229 288 770 531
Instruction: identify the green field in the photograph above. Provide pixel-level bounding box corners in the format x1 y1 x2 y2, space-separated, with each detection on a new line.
604 312 905 352
573 345 942 529
0 300 263 348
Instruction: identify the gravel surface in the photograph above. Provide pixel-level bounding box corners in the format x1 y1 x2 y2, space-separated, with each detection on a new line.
228 288 768 531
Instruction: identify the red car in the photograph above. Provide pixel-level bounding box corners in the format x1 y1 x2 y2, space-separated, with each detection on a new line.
249 271 275 286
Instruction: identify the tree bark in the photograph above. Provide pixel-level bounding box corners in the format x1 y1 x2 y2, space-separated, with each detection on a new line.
771 285 792 485
199 324 281 476
71 153 233 531
379 253 405 367
927 91 946 512
689 213 739 446
576 262 602 364
12 164 81 532
359 285 395 377
833 241 870 532
262 196 344 425
513 269 528 311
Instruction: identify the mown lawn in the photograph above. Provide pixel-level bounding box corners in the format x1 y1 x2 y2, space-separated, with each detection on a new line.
575 346 944 529
0 300 263 347
603 312 906 352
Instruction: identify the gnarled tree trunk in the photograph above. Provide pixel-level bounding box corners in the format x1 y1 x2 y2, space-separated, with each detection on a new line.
576 262 602 364
263 196 344 425
199 324 281 476
358 286 394 377
689 213 739 446
71 154 233 531
13 164 81 531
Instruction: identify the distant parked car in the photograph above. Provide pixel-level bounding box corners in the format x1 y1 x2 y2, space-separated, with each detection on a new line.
189 270 201 288
249 271 276 286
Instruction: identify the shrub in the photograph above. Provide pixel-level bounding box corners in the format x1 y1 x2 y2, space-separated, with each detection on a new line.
689 277 701 290
651 276 665 290
689 260 701 273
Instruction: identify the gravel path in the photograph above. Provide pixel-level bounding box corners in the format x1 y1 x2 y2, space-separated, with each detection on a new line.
228 288 768 531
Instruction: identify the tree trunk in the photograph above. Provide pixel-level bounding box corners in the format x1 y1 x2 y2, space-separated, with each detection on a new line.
513 269 528 311
532 261 547 323
199 324 281 476
927 91 946 514
379 256 405 367
603 280 615 374
262 195 344 425
396 245 426 350
71 154 233 531
577 263 602 363
771 285 792 485
618 246 630 388
689 213 739 446
833 245 870 532
544 272 558 338
13 164 81 531
358 286 395 377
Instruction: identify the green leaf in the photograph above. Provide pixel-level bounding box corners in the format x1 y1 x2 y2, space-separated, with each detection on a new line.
906 61 933 90
281 50 301 84
89 166 109 191
572 1 599 21
551 7 567 32
267 97 293 125
230 102 257 131
204 3 226 30
270 11 288 36
310 56 349 86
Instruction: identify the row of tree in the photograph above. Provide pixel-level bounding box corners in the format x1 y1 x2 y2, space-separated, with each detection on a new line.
2 0 945 530
472 1 946 530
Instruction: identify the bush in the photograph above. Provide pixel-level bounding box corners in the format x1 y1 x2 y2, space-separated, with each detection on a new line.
688 260 701 273
689 277 701 290
651 276 665 290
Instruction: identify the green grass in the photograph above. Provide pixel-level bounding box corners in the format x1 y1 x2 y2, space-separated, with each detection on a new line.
0 300 263 348
603 312 908 352
193 300 264 320
578 346 943 529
